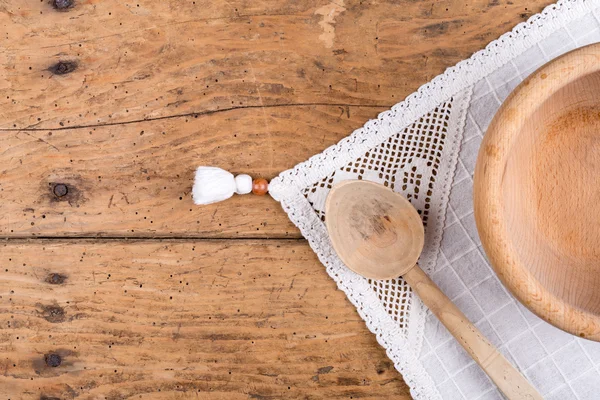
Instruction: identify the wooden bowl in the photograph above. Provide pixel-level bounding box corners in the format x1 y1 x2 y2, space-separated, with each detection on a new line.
474 44 600 341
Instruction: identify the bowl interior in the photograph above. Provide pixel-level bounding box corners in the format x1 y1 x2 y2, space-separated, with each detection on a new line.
502 71 600 316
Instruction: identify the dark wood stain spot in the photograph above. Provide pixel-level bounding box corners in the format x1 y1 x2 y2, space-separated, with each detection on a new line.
317 365 334 374
430 47 460 59
133 72 151 81
40 304 66 323
314 60 326 70
249 395 272 400
40 396 61 400
45 273 67 285
350 199 393 240
337 377 360 385
419 20 463 38
48 61 78 75
485 144 499 158
376 359 393 374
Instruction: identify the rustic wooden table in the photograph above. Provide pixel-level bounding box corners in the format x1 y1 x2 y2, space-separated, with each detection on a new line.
0 0 552 398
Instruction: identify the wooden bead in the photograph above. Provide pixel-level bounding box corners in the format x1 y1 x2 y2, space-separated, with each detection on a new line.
252 178 269 195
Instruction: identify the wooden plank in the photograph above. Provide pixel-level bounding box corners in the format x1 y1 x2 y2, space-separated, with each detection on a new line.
0 0 554 238
0 239 410 399
0 105 386 238
0 0 551 129
0 0 553 238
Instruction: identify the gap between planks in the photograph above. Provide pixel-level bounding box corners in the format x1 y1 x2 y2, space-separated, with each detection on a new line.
0 236 307 242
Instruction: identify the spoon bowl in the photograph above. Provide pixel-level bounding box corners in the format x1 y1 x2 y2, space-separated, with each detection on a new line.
325 180 424 280
326 180 541 400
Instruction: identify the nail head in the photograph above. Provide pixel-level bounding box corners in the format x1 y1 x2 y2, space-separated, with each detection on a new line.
53 184 68 197
45 353 62 367
53 0 73 10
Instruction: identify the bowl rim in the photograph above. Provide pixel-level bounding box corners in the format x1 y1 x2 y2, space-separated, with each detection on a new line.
473 43 600 341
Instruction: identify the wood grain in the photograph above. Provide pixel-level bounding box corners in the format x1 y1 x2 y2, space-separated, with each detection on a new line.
0 240 409 399
0 0 556 398
0 105 384 238
0 0 553 238
325 180 425 280
0 1 543 237
474 44 600 341
0 0 549 130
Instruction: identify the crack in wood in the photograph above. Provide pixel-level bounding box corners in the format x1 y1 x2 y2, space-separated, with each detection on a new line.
0 102 391 133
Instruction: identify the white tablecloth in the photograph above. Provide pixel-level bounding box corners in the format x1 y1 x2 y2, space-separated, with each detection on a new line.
269 1 600 398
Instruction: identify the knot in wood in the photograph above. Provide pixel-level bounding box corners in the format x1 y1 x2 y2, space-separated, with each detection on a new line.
46 273 67 285
42 305 66 323
49 61 78 75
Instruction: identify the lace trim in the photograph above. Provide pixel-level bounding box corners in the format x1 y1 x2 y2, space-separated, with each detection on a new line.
269 1 600 398
407 87 472 359
279 195 443 399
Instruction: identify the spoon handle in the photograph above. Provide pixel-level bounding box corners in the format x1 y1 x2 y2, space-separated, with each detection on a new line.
404 265 541 400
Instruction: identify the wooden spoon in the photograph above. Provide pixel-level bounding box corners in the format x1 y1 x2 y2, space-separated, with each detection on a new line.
326 180 541 400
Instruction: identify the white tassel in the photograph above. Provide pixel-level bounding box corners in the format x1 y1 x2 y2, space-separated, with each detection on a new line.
192 167 253 205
